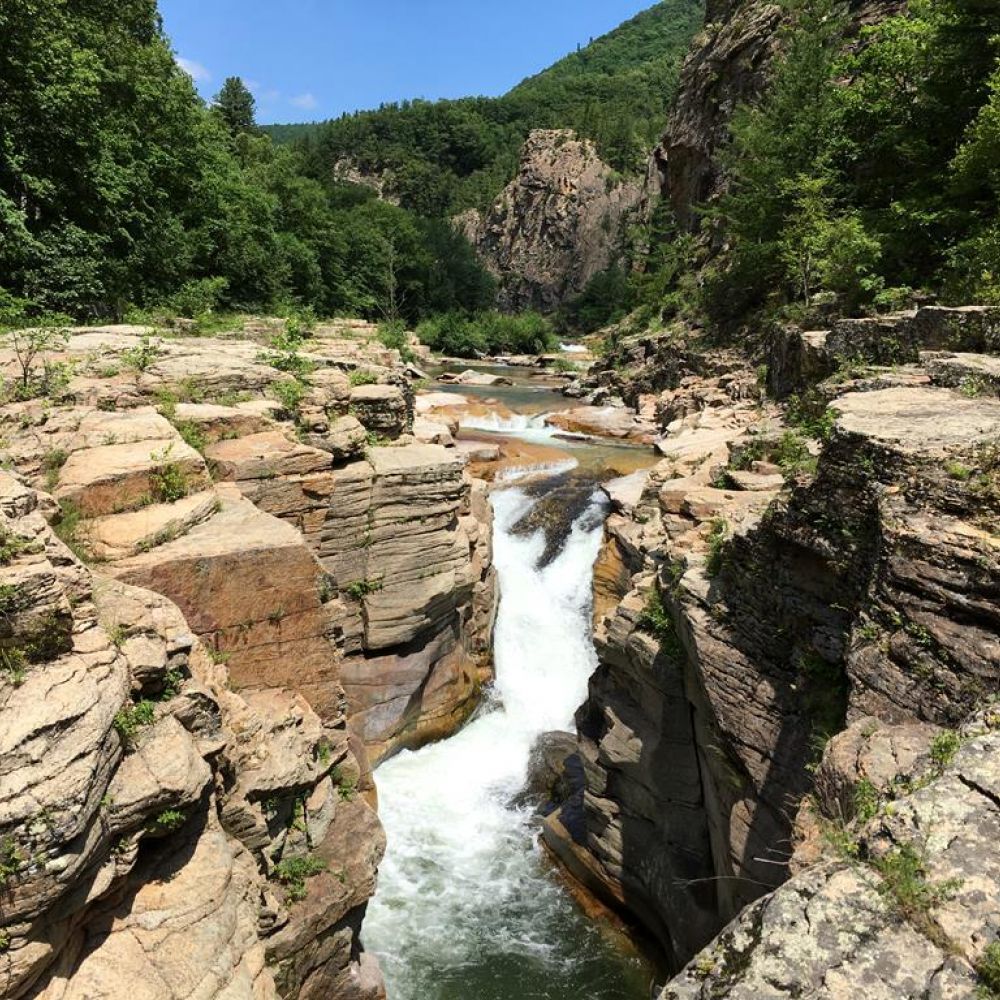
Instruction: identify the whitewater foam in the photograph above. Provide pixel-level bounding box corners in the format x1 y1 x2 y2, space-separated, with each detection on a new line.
363 487 649 1000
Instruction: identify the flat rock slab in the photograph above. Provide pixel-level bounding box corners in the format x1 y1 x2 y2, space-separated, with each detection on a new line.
205 431 332 481
57 437 210 517
727 470 786 492
108 486 344 719
833 386 1000 456
85 489 221 560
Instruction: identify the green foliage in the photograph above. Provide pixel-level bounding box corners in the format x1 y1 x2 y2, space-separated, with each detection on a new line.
348 369 379 387
0 528 36 565
42 448 68 491
53 500 86 561
271 379 307 417
345 579 383 600
705 518 729 577
149 445 190 503
929 730 961 771
978 942 1000 999
638 588 684 660
415 311 556 357
151 808 185 833
121 336 165 374
174 420 206 453
557 265 637 334
874 843 962 929
273 854 327 903
113 699 156 747
0 648 28 687
1 327 72 402
276 1 704 213
697 0 1000 328
854 777 880 824
213 77 258 137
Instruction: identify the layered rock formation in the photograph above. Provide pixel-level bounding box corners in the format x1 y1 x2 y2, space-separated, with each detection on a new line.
541 306 1000 989
0 472 383 999
457 129 645 312
0 324 496 765
0 319 499 997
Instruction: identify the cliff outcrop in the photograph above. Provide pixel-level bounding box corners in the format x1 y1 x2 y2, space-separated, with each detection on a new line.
0 319 499 997
657 0 906 229
542 306 1000 987
0 472 383 999
457 130 645 312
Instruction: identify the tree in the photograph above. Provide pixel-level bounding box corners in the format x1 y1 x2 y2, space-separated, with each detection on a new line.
213 77 258 137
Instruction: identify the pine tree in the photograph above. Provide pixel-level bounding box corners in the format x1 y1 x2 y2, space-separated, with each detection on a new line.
213 77 258 136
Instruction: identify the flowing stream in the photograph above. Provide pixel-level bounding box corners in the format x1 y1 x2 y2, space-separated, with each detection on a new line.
364 480 653 1000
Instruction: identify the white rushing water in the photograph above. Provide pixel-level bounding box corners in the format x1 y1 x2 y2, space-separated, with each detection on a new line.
364 485 650 1000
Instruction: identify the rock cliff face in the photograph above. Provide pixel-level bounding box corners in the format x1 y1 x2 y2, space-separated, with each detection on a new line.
542 306 1000 988
0 472 383 999
458 129 645 312
658 0 905 229
0 320 498 997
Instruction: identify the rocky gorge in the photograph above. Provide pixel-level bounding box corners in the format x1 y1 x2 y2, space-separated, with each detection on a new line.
0 320 504 998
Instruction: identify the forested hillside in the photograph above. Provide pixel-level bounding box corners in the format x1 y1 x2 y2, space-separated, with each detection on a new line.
635 0 1000 335
274 0 704 217
0 2 494 324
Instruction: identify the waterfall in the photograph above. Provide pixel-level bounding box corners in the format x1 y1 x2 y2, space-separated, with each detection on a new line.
364 485 651 1000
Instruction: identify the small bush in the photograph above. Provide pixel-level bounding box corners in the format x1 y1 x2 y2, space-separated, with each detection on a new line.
348 369 379 387
42 448 68 490
345 578 383 600
54 500 86 561
929 730 961 772
168 276 229 319
174 420 206 453
273 854 327 903
0 648 27 687
150 809 185 833
874 843 961 926
705 518 729 577
271 378 306 417
121 336 165 374
113 700 156 747
978 941 1000 998
150 445 190 503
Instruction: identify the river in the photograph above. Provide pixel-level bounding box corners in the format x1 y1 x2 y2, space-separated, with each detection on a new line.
363 373 654 1000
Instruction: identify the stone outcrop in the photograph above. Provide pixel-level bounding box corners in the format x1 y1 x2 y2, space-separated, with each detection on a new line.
658 0 907 230
0 320 501 999
0 472 383 1000
542 326 1000 986
663 711 1000 998
0 325 497 766
457 129 644 312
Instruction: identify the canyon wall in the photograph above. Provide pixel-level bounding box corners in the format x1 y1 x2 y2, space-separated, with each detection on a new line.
0 322 498 996
543 307 1000 986
457 129 647 313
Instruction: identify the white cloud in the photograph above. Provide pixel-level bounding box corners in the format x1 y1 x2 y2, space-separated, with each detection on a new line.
289 93 319 111
176 56 212 83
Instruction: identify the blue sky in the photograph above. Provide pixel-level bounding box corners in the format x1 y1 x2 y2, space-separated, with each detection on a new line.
160 1 656 124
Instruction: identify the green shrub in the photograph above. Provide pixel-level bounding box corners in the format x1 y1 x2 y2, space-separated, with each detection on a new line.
874 843 961 927
271 379 306 416
929 730 961 772
705 518 729 577
150 445 190 503
273 854 327 903
978 941 1000 998
168 277 229 319
348 369 379 387
121 336 165 374
415 310 556 358
113 700 156 747
151 808 185 833
174 421 206 453
345 578 383 600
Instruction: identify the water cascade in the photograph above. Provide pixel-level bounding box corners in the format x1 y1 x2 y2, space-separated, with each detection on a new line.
364 484 651 1000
